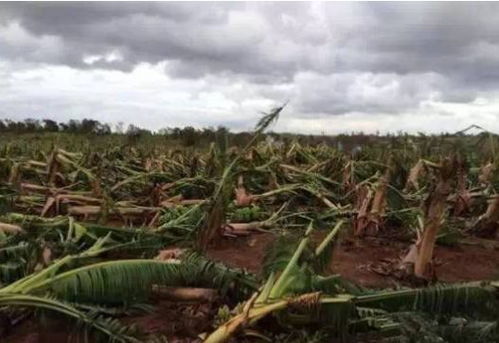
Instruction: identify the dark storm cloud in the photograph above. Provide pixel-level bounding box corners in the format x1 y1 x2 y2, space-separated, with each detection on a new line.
1 3 497 77
330 3 499 91
1 2 271 75
1 2 499 120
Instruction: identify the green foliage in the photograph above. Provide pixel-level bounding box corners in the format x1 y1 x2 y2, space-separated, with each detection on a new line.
228 204 264 223
390 312 499 343
157 204 204 243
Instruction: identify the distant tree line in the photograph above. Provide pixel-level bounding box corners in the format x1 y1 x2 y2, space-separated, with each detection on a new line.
0 118 257 147
0 118 112 135
0 117 483 150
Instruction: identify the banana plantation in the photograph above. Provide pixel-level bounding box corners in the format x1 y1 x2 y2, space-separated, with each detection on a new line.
0 108 498 343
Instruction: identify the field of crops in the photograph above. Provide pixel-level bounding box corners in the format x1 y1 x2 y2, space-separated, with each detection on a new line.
1 109 498 343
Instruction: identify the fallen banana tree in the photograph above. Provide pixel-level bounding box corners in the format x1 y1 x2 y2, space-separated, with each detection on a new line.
196 105 285 251
0 234 257 342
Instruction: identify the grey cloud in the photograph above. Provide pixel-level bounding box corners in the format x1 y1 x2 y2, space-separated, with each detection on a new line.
291 72 445 116
2 2 499 129
0 2 342 79
2 2 499 84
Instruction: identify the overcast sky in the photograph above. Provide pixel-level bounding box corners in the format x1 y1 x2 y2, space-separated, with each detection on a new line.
1 2 499 134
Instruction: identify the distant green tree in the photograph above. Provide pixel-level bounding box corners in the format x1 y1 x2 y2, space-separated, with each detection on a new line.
181 126 197 147
43 119 59 132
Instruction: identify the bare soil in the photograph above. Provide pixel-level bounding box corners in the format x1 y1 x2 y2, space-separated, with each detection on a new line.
208 232 499 288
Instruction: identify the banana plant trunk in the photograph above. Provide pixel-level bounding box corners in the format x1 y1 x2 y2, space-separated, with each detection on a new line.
413 159 455 279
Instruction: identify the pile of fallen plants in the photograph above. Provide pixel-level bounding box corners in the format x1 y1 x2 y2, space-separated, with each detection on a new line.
0 108 499 342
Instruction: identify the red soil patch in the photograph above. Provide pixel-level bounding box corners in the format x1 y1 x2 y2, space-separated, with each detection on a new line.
206 232 278 274
332 237 405 288
207 232 499 288
433 243 499 282
122 300 213 342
